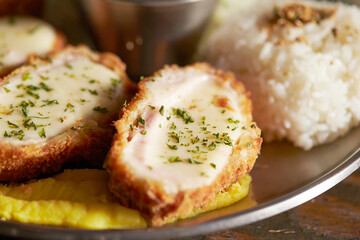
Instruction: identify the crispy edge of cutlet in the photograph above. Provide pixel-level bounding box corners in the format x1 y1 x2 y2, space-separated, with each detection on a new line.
0 45 136 182
105 63 262 226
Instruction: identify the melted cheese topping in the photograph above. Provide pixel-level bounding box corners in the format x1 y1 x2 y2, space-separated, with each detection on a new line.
123 68 249 194
0 52 124 144
0 16 56 71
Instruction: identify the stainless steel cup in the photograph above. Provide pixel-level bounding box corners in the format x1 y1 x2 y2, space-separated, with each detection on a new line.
79 0 218 80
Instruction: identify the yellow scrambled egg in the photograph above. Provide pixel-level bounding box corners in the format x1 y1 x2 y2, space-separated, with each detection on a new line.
0 169 251 229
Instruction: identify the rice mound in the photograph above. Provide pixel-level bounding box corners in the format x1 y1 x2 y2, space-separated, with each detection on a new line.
203 0 360 150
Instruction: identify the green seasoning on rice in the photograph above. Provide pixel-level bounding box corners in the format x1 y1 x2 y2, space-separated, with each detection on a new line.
203 0 360 150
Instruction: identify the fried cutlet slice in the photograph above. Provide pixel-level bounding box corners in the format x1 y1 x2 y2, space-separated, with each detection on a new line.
0 45 134 182
0 16 66 76
105 63 262 226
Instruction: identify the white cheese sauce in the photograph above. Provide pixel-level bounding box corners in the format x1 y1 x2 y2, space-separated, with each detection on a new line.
0 16 56 71
123 67 248 194
0 53 124 144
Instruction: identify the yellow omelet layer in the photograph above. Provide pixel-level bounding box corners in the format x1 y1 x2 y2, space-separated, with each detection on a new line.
0 169 251 229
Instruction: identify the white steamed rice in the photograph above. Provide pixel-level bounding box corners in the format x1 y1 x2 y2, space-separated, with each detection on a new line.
203 0 360 150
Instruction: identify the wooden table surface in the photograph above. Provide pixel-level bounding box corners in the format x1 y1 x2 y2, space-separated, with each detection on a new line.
176 169 360 240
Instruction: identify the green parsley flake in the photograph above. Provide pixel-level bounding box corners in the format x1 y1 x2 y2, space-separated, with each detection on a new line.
4 129 24 140
227 118 240 124
167 143 178 150
22 73 32 81
40 82 52 91
137 117 146 126
172 108 194 124
22 106 29 117
23 118 37 130
38 128 46 138
65 63 73 69
191 136 200 144
170 122 176 130
88 89 98 95
64 103 74 112
42 99 59 106
213 133 233 147
168 132 180 143
159 105 164 116
39 75 49 81
208 141 217 151
187 159 202 164
28 25 41 34
26 85 39 91
111 78 120 87
168 156 181 163
93 106 109 113
26 90 39 99
7 121 19 128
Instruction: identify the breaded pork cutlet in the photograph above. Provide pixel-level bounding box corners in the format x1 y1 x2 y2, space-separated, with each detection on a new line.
105 63 262 226
0 45 134 182
0 16 66 76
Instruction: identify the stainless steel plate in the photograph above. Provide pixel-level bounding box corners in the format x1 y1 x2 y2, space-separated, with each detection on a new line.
0 0 359 239
0 128 359 240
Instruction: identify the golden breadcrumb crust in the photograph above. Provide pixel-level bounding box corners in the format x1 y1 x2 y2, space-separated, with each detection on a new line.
0 45 135 182
105 63 262 226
